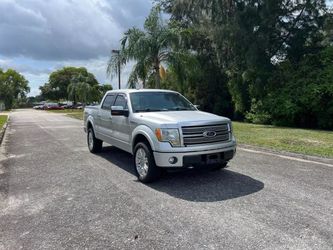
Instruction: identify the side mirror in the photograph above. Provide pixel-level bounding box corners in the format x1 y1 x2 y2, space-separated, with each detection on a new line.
194 104 200 110
111 106 129 117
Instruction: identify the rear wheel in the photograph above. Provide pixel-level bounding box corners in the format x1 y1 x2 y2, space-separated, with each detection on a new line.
134 142 161 183
87 127 103 153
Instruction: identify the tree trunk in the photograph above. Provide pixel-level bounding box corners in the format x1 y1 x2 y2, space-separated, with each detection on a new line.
155 60 160 89
142 78 146 89
155 71 160 89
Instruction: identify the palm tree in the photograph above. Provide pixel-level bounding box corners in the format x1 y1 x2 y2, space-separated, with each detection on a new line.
127 60 150 88
107 6 176 89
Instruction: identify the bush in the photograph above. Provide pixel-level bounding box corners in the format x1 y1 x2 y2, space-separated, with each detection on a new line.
245 99 271 124
264 47 333 129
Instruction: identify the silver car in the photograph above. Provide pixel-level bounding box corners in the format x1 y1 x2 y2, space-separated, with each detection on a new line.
84 89 236 182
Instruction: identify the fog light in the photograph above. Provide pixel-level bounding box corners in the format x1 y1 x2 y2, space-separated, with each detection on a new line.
168 157 178 164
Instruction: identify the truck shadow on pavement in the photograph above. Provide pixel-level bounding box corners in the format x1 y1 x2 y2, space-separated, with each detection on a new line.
99 146 264 202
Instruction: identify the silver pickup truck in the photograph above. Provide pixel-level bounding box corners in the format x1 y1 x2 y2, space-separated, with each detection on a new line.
84 89 236 182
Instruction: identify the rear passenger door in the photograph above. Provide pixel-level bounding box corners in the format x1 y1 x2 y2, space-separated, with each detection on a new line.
111 94 131 152
97 94 115 140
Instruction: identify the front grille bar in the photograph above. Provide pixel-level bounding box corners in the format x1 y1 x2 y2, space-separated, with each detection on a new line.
181 123 230 146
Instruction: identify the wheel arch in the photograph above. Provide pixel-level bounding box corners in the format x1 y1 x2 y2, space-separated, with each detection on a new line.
132 127 156 154
86 116 95 131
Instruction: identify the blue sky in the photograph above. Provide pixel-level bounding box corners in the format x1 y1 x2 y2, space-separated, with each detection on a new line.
0 0 153 96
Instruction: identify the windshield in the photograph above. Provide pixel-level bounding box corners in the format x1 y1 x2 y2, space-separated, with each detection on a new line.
130 92 196 113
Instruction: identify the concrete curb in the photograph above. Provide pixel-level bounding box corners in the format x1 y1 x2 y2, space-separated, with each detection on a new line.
238 143 333 165
0 116 9 146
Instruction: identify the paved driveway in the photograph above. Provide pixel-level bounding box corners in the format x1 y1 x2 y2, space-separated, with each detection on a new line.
0 109 332 249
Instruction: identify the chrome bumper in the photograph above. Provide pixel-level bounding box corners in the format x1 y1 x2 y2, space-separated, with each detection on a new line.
153 145 236 167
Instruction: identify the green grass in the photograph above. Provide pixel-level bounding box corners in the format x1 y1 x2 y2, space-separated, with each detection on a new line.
233 122 333 158
46 109 83 120
66 112 83 120
0 115 8 130
46 109 82 113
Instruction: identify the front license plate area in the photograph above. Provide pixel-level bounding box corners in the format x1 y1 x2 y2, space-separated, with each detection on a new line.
206 153 220 164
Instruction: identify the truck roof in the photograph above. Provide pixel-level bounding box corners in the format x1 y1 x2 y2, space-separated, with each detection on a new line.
105 89 177 95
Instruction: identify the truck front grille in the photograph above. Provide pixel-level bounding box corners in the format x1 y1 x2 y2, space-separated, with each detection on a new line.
181 123 230 146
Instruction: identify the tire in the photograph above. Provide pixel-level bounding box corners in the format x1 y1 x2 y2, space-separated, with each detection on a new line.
133 142 161 183
87 127 103 153
211 161 228 171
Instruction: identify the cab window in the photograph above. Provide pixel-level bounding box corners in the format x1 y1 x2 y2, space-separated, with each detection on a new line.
101 95 115 110
114 95 128 109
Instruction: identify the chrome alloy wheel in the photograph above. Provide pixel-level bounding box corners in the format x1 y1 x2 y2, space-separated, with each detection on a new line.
88 130 94 150
135 148 149 177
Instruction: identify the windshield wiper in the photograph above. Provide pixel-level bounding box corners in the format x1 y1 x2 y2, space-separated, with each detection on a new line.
135 108 165 112
171 107 193 111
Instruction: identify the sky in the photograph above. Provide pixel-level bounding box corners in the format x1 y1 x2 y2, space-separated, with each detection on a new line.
0 0 153 96
1 0 332 97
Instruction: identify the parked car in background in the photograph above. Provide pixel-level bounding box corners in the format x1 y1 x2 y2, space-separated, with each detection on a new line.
33 105 44 110
44 103 64 110
61 104 74 109
84 89 236 183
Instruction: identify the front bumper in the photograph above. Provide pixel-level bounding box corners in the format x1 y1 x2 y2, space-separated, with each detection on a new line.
153 145 236 168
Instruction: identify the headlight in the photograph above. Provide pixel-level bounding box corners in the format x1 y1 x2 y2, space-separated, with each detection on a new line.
155 128 181 147
229 122 233 133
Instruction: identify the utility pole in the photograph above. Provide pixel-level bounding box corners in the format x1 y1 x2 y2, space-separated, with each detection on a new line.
112 49 121 89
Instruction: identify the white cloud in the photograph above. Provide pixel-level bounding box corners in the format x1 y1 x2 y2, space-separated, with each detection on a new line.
0 0 152 96
24 73 49 96
0 0 152 60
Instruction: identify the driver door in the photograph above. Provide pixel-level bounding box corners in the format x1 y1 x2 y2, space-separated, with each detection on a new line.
111 94 131 152
97 94 115 142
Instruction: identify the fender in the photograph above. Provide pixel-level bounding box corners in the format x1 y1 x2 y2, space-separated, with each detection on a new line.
86 115 96 132
132 125 156 152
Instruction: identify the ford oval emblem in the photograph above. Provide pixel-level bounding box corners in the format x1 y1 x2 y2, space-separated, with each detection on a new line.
203 131 216 138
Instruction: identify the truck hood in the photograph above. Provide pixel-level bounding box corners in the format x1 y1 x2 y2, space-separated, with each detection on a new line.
133 111 230 126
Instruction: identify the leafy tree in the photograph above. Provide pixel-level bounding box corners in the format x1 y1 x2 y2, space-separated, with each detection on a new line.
263 46 333 129
0 68 30 109
67 73 92 105
159 0 331 127
41 67 98 100
97 84 113 99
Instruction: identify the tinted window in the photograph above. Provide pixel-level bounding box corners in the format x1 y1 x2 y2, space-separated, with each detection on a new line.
130 92 195 112
101 95 115 110
114 95 127 109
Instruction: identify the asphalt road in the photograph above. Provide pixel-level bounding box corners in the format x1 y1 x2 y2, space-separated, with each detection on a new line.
0 109 332 249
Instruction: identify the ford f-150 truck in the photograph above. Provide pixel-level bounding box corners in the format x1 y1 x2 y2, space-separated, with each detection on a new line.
84 89 236 182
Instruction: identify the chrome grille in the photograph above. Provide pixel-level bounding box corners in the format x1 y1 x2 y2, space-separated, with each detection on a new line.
182 123 230 146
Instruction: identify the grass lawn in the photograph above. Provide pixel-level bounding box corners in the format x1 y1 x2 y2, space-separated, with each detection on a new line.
46 109 82 113
46 109 83 120
66 112 83 120
233 122 333 158
0 115 8 130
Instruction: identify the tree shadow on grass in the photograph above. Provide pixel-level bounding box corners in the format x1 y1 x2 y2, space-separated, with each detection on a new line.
99 146 264 202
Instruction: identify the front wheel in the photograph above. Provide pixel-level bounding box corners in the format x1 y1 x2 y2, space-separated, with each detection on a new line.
134 142 161 183
87 128 103 153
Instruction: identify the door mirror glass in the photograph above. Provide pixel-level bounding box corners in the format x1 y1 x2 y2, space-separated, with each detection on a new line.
111 106 129 117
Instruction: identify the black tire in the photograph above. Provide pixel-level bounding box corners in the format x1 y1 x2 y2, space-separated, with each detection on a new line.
87 127 103 153
211 162 228 171
133 142 161 183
